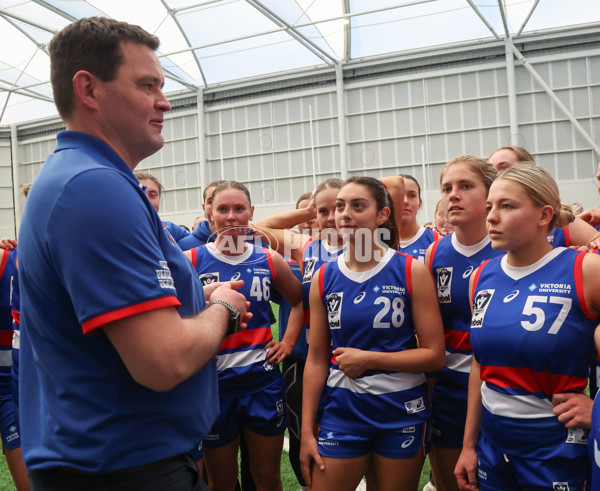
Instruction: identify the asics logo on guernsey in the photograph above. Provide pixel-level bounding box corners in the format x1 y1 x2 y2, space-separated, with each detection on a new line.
230 272 241 281
354 292 366 304
503 290 519 302
462 265 474 278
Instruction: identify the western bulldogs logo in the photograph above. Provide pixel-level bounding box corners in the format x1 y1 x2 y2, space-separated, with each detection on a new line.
199 272 219 286
303 257 317 283
553 483 570 491
471 289 494 328
436 267 453 303
326 292 343 329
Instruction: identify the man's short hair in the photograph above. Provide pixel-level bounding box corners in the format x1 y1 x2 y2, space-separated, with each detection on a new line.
49 17 160 120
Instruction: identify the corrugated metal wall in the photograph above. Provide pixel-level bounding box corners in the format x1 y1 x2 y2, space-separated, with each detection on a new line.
6 30 600 236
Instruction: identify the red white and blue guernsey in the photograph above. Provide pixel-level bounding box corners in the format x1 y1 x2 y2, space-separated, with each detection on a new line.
471 247 596 460
190 242 282 396
8 252 19 408
301 238 344 350
398 227 440 263
428 233 503 446
549 226 570 248
271 256 305 359
0 249 16 398
318 248 429 434
590 395 600 488
18 131 217 473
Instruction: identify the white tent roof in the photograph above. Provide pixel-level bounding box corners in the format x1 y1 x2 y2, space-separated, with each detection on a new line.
2 0 600 125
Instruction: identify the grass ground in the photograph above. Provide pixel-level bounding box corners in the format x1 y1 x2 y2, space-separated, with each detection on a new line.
0 457 14 491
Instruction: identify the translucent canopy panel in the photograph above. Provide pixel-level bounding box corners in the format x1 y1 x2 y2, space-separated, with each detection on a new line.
1 0 600 125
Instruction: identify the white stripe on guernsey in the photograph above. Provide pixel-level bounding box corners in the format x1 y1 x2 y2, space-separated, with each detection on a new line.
217 348 266 372
445 351 472 373
500 247 564 281
451 233 491 257
481 382 554 419
12 330 19 350
399 226 427 249
0 350 12 367
327 368 425 395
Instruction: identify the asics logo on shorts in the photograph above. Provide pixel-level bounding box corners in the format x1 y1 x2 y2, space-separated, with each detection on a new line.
401 436 414 448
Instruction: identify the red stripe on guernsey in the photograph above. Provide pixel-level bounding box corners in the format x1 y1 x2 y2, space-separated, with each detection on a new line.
263 247 275 280
428 239 440 273
445 329 471 351
564 225 571 247
0 249 8 280
433 230 440 241
300 237 315 276
404 253 413 299
0 330 12 348
190 247 197 269
480 364 587 395
11 310 19 326
304 309 310 325
318 263 327 299
574 251 595 319
470 259 492 303
82 296 181 334
219 326 272 350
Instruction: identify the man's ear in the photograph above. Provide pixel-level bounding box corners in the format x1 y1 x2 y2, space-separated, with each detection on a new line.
72 70 100 111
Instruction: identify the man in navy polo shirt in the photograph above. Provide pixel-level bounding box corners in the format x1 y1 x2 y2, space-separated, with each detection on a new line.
18 17 249 490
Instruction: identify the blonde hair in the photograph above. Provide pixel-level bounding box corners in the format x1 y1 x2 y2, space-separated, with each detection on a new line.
497 164 574 230
434 198 445 218
489 145 535 164
134 171 163 196
440 154 497 192
314 178 343 201
20 184 31 198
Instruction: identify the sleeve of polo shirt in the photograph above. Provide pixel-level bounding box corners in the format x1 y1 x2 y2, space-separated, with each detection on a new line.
47 168 181 334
